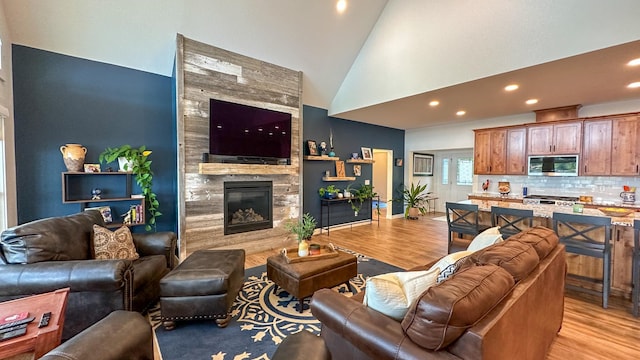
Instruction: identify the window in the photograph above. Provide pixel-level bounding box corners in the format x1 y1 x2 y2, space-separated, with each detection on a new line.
456 158 473 186
441 158 449 185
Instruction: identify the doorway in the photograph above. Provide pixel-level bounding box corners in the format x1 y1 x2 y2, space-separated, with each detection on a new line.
372 149 393 219
433 150 474 212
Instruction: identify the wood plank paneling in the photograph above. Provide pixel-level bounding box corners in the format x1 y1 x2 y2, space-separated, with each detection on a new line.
176 34 302 258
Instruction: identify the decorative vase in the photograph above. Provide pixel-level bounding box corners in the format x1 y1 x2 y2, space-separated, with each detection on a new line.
298 240 309 257
59 143 87 172
328 148 336 157
118 157 135 172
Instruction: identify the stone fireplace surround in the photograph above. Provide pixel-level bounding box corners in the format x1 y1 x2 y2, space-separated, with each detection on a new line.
176 34 302 258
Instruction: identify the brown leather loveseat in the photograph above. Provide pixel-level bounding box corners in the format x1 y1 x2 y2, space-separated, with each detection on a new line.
312 227 566 360
0 211 177 339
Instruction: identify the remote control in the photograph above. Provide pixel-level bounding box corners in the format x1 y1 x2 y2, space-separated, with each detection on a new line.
0 323 28 334
0 326 27 342
38 312 51 328
0 316 35 331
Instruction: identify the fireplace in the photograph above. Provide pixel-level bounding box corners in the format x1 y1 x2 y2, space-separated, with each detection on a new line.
224 181 273 235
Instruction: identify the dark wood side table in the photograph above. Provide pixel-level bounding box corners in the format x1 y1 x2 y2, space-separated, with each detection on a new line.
0 288 69 359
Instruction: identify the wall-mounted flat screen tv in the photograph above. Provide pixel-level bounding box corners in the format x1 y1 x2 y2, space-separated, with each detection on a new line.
209 99 292 165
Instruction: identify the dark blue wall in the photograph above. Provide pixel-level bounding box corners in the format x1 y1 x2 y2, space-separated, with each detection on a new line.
302 106 404 227
12 45 177 232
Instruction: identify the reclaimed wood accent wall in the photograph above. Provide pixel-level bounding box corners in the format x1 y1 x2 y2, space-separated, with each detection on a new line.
176 34 302 257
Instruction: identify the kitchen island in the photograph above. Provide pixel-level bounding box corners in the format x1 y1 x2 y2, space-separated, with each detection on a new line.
466 193 637 302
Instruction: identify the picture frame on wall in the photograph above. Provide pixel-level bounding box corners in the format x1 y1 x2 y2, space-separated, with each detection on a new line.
307 140 318 156
353 165 362 176
335 161 346 177
361 147 373 160
413 153 434 176
395 158 403 167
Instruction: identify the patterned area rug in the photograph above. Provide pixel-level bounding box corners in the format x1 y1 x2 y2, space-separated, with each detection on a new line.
150 248 401 360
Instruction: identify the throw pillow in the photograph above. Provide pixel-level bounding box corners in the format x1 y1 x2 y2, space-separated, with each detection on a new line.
363 269 439 321
428 250 474 283
467 226 503 252
92 225 139 260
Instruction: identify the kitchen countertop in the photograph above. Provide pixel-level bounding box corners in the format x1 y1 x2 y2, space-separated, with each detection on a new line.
465 193 640 227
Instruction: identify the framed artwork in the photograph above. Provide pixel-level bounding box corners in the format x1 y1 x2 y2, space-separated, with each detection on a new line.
361 147 373 160
335 160 346 177
395 158 403 167
413 153 434 176
353 165 362 176
307 140 318 156
84 164 101 173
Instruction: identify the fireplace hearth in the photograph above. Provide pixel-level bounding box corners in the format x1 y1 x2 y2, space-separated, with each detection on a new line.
224 181 273 235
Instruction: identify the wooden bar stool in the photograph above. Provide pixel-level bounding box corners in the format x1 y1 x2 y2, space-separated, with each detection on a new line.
491 206 534 239
633 219 640 317
553 212 612 308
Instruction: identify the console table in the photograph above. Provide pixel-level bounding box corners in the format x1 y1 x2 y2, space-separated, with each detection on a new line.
0 288 69 359
320 196 380 235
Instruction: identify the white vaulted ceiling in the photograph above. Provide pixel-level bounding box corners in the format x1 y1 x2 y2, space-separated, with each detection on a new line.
3 0 640 129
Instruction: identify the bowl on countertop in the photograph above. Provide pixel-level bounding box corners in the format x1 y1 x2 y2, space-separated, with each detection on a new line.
598 207 635 217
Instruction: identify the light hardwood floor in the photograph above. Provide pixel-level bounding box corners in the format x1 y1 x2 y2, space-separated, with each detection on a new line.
245 213 640 360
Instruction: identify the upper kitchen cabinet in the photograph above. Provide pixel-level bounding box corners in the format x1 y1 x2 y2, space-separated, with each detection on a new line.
527 121 582 155
611 115 640 176
582 119 612 175
505 127 527 174
474 128 506 174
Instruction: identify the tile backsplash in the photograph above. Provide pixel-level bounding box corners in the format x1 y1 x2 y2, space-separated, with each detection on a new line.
474 175 640 205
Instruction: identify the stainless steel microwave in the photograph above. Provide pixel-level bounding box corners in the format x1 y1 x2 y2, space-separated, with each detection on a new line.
528 155 579 176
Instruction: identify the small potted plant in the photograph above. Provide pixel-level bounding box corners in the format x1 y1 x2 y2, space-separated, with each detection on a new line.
99 145 161 231
284 213 317 257
318 185 340 199
347 183 378 216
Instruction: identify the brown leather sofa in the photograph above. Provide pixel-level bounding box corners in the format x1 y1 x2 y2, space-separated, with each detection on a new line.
41 310 153 360
312 227 566 360
0 211 177 339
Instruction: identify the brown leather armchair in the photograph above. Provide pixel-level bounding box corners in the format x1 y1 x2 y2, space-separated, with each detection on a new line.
0 211 177 339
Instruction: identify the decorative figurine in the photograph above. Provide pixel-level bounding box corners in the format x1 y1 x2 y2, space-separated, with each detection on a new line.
319 141 328 156
482 179 490 192
91 188 102 200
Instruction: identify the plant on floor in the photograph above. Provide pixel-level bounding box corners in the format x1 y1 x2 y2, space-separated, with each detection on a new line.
99 145 161 231
395 182 431 219
284 213 317 242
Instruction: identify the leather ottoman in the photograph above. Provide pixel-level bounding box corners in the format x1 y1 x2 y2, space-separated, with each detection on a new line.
267 250 357 313
272 331 331 360
160 249 245 330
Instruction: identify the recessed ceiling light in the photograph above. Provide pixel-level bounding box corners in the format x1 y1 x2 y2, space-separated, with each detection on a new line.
504 84 519 91
628 82 640 89
429 100 439 107
456 110 466 116
525 99 538 105
628 58 640 66
336 0 347 13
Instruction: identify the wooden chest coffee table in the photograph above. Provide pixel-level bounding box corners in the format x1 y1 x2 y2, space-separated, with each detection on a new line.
266 250 357 312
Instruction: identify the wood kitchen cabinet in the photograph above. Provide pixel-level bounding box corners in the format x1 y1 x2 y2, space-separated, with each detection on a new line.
474 129 506 174
527 121 582 155
505 127 527 174
612 225 634 294
611 115 640 176
582 119 612 175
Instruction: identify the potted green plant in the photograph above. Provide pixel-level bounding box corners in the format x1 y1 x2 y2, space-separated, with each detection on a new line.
284 213 317 257
396 182 431 219
347 183 378 216
99 145 161 231
318 185 340 199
